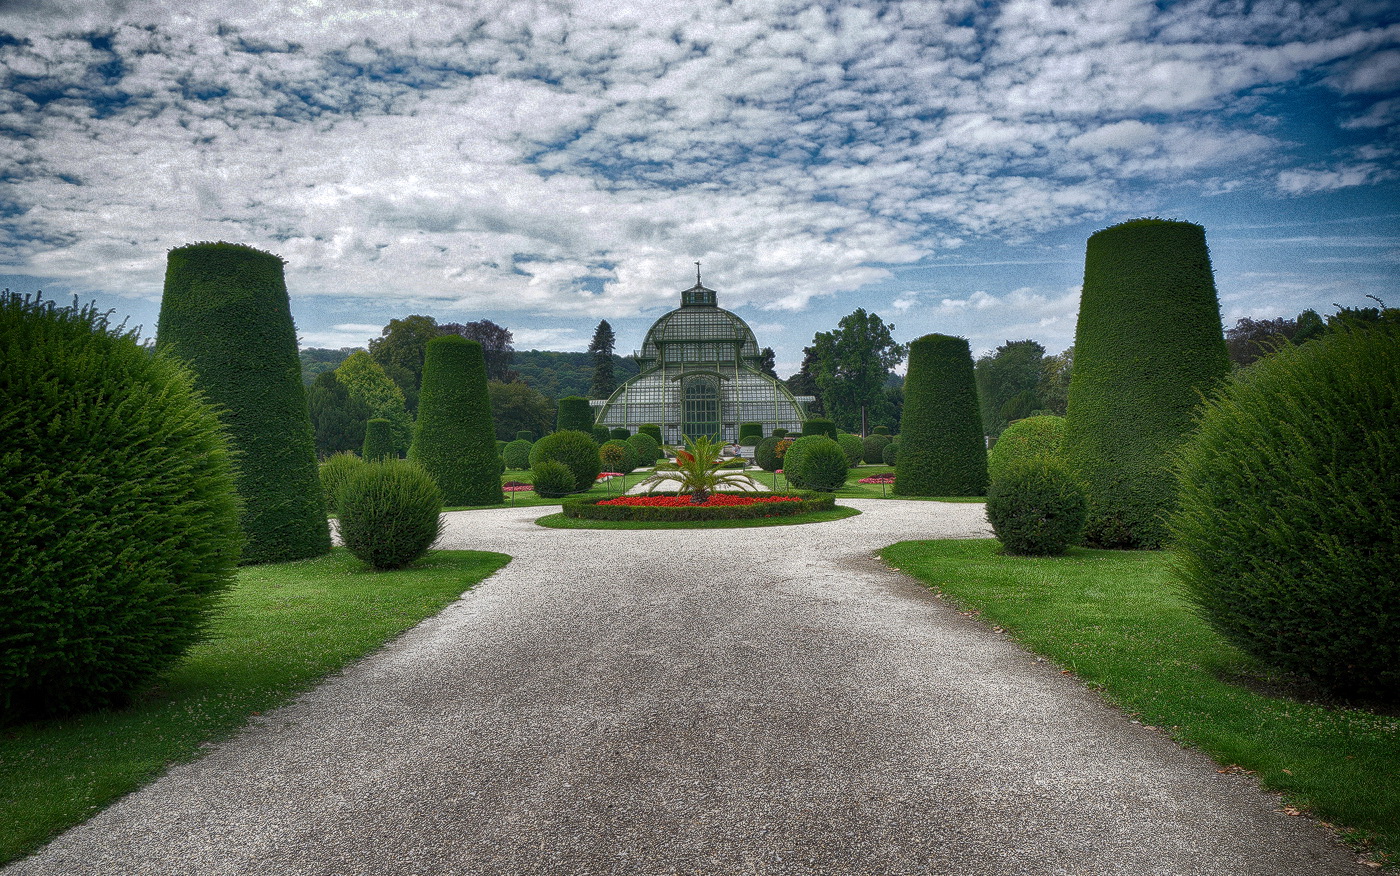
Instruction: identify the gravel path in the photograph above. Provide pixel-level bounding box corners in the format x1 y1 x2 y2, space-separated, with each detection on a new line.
8 500 1365 875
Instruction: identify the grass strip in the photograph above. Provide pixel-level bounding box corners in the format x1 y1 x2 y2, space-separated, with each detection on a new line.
0 548 510 865
535 505 860 529
880 538 1399 866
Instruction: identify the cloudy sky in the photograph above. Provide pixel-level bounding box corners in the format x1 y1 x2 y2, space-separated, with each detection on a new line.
1 0 1396 375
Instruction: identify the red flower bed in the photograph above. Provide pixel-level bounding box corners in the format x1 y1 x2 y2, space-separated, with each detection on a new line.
598 494 803 508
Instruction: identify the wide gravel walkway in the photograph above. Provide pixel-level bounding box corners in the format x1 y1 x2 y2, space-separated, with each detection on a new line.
9 500 1365 875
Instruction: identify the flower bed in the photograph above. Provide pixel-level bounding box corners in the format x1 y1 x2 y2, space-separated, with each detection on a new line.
563 491 834 522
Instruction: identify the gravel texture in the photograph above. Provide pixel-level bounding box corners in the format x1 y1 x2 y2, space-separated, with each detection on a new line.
7 500 1367 875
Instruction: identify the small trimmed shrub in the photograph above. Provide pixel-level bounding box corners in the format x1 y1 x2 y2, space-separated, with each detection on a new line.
362 418 394 462
987 415 1066 483
556 396 594 433
409 335 502 506
600 439 639 474
985 458 1087 556
862 434 892 465
784 435 847 492
2 293 242 717
755 436 783 472
738 435 761 448
591 425 610 444
882 439 899 467
739 422 763 441
503 439 533 470
894 334 986 497
337 460 444 571
609 427 631 440
1171 324 1400 701
530 460 575 498
772 428 789 439
800 418 837 440
514 430 533 442
319 452 365 515
529 430 601 494
639 424 662 443
626 431 662 467
872 426 890 436
836 433 864 467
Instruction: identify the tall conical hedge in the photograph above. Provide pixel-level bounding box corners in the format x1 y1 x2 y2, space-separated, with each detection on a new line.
1064 218 1229 548
409 335 502 506
894 334 987 497
557 396 594 433
156 242 329 564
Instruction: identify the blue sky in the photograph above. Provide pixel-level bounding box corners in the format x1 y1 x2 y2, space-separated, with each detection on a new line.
1 0 1396 376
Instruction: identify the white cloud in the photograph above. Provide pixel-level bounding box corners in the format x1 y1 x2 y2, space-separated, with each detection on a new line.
1278 164 1395 195
512 327 586 350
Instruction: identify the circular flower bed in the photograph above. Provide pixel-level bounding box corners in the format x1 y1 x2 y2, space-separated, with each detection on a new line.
563 491 834 522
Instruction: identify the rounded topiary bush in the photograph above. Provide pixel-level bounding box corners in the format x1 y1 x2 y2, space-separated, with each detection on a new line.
337 460 443 571
639 423 662 443
738 434 761 448
503 438 533 471
556 396 594 433
529 430 601 494
530 460 576 498
800 419 837 440
987 415 1066 483
882 438 899 466
755 436 782 472
1171 324 1400 701
409 335 502 506
784 435 848 491
836 433 864 468
2 294 243 716
362 417 395 462
600 439 639 474
862 434 891 465
895 333 986 497
609 427 631 440
739 423 763 441
986 458 1087 556
626 431 662 467
320 451 365 515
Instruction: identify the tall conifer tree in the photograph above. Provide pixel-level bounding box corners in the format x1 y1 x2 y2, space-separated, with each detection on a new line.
588 319 617 399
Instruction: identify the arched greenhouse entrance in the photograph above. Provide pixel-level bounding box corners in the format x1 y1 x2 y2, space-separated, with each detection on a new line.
681 376 720 441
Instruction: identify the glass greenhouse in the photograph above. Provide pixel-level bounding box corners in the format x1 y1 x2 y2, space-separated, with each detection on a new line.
593 276 810 443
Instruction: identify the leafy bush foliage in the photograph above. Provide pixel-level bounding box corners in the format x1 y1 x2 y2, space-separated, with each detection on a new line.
337 460 444 571
556 396 594 433
529 430 601 494
1065 218 1229 548
625 431 662 467
529 460 575 498
639 423 662 443
2 293 243 716
336 350 413 454
157 242 329 563
362 418 394 462
882 438 899 466
308 370 369 458
894 334 987 497
600 439 639 474
1171 324 1400 701
800 418 837 439
784 435 848 492
987 415 1066 483
319 452 365 515
985 458 1087 556
871 426 890 436
609 427 631 440
503 439 533 470
739 422 763 440
409 335 502 506
862 434 891 464
836 433 864 467
755 436 783 472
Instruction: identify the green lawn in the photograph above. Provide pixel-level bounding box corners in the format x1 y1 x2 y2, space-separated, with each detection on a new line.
535 505 861 529
0 548 510 866
881 538 1399 867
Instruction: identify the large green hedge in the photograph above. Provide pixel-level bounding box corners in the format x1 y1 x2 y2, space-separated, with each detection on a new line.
894 334 987 497
1171 324 1399 701
1064 219 1229 548
557 396 594 433
409 336 502 506
156 242 329 563
2 293 243 716
800 418 837 440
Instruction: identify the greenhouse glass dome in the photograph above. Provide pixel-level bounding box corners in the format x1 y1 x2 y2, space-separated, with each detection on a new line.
593 274 809 443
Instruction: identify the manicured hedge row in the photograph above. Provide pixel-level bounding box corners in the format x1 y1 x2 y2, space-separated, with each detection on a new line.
562 491 834 522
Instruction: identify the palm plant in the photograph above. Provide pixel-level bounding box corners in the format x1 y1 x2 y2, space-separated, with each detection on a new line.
636 434 753 504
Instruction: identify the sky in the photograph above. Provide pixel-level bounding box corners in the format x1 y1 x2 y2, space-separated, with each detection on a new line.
1 0 1397 377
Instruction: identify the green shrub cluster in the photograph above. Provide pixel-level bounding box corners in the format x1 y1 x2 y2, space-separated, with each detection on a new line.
800 419 837 439
556 396 594 433
308 370 370 457
738 435 761 447
772 428 789 439
739 423 763 440
609 427 631 440
337 460 444 571
639 424 662 443
529 430 600 495
1171 324 1400 701
409 336 502 506
362 418 395 462
335 351 412 455
563 492 834 522
882 439 899 466
862 434 891 464
503 439 533 470
985 458 1087 556
836 433 864 468
871 426 890 436
894 334 986 497
626 431 662 467
319 452 365 515
2 293 243 717
987 415 1065 483
754 436 782 472
157 242 329 563
1065 218 1229 548
600 439 639 474
514 430 533 442
783 435 848 492
530 460 576 498
591 425 610 444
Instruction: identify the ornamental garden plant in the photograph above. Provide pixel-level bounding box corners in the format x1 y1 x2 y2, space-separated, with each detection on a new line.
409 335 502 506
895 333 986 497
529 430 600 494
336 460 445 571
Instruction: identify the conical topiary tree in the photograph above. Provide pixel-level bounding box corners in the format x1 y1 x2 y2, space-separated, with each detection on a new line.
156 242 329 563
409 335 502 506
894 334 987 497
1064 218 1229 548
362 418 394 462
557 396 594 433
